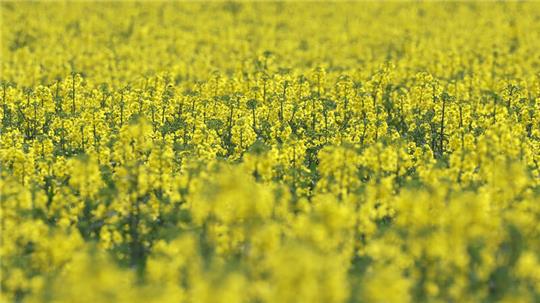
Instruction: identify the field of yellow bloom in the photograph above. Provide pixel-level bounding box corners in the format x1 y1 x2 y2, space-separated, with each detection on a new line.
1 1 540 302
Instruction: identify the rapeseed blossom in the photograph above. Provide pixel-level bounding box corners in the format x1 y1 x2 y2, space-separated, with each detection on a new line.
1 2 540 302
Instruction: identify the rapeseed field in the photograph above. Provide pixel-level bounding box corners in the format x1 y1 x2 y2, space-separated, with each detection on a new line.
1 1 540 302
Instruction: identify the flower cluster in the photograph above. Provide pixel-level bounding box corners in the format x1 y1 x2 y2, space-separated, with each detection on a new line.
1 2 540 303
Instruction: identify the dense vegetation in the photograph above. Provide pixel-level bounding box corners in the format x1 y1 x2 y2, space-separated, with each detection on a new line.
1 2 540 302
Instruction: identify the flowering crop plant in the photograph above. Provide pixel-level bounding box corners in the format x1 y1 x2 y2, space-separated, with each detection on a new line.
1 1 540 302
